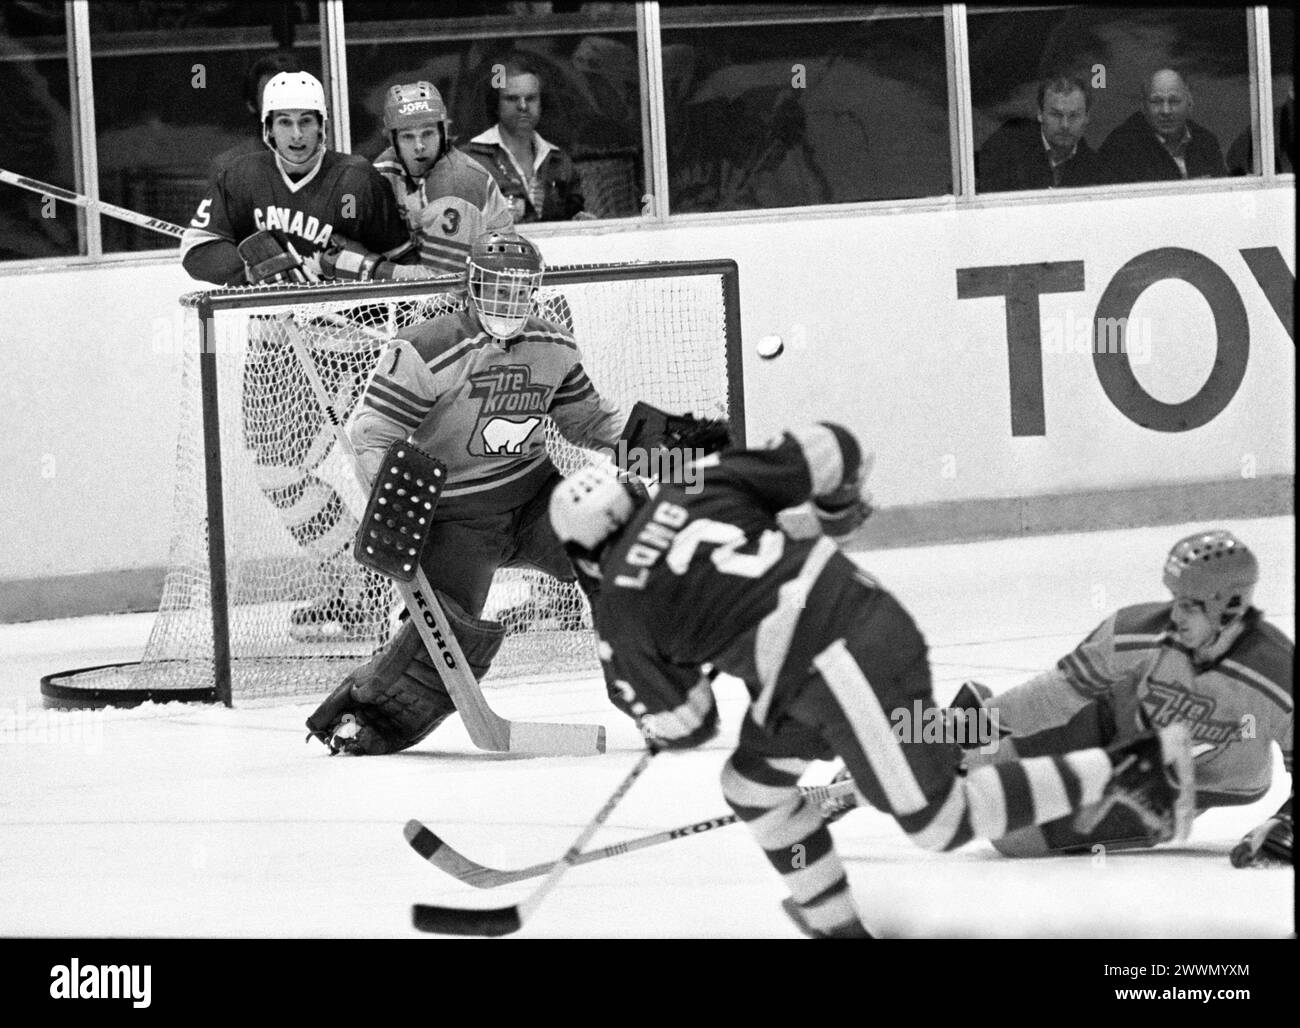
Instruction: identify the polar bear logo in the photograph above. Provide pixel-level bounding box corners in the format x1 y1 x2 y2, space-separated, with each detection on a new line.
482 416 542 455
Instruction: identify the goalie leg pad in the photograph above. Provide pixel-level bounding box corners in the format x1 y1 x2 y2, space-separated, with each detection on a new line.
306 617 455 755
435 590 506 679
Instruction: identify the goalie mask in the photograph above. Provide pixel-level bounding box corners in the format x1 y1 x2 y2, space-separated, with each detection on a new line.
467 231 543 340
1162 530 1258 627
550 466 642 561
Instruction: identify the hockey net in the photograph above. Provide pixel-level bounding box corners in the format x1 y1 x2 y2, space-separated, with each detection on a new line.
42 261 742 707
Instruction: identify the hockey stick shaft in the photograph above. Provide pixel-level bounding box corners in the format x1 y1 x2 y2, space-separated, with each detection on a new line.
285 319 603 755
412 746 659 936
405 776 859 889
0 167 185 239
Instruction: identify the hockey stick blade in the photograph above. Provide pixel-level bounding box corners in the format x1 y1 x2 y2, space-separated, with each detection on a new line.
412 902 521 937
404 777 859 889
412 747 659 936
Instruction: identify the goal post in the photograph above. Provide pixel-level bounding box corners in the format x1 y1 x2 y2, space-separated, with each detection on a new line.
41 259 744 709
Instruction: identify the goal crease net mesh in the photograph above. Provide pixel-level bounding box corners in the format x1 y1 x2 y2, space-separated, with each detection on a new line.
43 261 741 707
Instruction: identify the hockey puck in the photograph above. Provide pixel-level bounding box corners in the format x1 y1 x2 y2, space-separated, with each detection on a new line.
757 335 784 360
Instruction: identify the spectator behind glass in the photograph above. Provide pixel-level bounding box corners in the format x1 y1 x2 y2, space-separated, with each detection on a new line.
976 73 1106 192
1097 69 1228 182
463 54 594 222
209 50 302 178
1227 78 1295 175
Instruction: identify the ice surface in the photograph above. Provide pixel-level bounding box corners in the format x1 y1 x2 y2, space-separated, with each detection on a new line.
1 517 1292 938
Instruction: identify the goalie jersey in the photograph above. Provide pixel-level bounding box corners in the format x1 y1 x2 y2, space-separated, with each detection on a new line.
181 149 409 285
595 426 891 736
1004 604 1293 807
349 309 622 517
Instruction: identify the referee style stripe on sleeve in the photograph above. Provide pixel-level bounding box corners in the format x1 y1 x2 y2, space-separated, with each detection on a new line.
364 386 429 430
1219 660 1293 714
1058 650 1109 693
812 639 928 816
787 424 845 496
905 777 968 850
552 370 594 407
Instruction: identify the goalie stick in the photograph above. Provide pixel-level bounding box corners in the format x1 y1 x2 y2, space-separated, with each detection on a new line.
405 775 859 889
284 318 605 757
412 745 659 936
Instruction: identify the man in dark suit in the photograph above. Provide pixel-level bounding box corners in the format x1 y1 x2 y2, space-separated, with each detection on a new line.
1097 69 1228 183
977 73 1106 192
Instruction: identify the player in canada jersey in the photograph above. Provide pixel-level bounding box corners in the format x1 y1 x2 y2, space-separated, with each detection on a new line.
181 70 414 641
546 426 1198 938
181 71 409 285
305 230 625 755
964 530 1292 866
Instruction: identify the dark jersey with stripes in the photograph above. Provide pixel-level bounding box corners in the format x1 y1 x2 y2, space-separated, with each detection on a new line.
596 428 881 729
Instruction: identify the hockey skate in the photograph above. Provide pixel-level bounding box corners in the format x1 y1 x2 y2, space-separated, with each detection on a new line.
780 897 873 939
820 765 858 824
1076 723 1195 844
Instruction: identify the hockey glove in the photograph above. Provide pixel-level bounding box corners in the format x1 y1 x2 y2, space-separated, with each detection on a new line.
238 229 310 285
319 233 385 282
813 451 874 539
621 401 732 461
1230 800 1293 868
320 234 437 283
635 673 719 751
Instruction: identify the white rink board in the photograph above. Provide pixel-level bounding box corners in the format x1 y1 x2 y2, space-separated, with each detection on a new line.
0 185 1292 585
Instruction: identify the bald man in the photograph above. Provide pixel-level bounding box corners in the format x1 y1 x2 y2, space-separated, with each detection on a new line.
1097 69 1228 182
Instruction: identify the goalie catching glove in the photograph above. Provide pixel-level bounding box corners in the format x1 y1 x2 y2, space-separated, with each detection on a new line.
1230 799 1292 868
617 400 732 485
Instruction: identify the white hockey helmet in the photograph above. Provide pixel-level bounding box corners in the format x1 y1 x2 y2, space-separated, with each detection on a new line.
466 231 544 340
550 465 638 553
261 70 328 123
